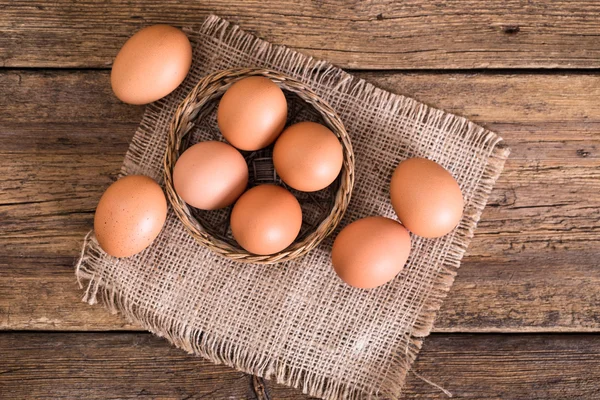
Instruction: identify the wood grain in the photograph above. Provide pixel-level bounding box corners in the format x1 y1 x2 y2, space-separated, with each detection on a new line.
0 332 255 399
2 332 600 399
1 71 598 332
2 1 600 70
269 333 600 399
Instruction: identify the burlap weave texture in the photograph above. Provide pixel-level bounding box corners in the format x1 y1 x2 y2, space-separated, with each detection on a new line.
76 15 509 399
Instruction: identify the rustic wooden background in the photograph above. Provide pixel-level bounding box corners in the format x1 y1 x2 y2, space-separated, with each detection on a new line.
1 1 599 399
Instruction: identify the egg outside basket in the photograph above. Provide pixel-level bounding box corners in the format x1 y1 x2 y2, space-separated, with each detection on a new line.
163 68 354 264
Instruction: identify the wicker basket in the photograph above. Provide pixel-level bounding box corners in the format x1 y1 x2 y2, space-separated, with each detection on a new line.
164 68 354 264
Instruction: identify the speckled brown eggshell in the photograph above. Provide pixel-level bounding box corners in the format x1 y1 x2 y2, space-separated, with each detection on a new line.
94 175 167 258
230 184 302 255
331 216 411 289
173 141 248 210
217 76 287 151
273 121 344 192
390 157 464 238
111 25 192 105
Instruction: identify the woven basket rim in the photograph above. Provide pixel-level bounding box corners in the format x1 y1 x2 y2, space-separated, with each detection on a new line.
163 68 354 264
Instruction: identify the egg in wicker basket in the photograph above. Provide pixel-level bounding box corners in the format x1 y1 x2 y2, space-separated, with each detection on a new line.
163 68 354 264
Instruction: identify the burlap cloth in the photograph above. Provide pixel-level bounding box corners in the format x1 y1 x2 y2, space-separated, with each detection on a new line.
76 15 509 399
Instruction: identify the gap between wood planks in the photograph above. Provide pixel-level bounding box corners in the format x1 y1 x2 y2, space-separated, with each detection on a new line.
4 66 600 74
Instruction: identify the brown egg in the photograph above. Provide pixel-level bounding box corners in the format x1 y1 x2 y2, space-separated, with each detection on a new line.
230 184 302 255
273 122 343 192
390 158 464 238
173 141 248 210
111 25 192 105
332 216 411 289
217 77 287 151
94 175 167 258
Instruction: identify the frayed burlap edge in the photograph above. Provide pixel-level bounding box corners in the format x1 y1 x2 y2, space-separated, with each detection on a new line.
76 15 510 400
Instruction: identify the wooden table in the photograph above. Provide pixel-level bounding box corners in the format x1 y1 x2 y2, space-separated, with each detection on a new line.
2 2 599 399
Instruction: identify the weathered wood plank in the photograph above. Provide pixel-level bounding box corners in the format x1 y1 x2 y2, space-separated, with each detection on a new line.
2 1 600 70
0 332 255 399
3 255 600 332
0 276 138 330
268 333 600 399
1 71 598 332
2 332 600 399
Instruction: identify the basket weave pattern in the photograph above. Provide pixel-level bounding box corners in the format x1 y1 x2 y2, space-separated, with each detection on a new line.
163 68 354 264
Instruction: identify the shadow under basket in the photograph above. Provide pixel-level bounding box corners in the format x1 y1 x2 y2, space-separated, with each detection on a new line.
163 68 355 264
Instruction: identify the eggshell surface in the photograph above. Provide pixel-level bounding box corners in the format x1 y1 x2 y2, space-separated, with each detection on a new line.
230 184 302 255
111 25 192 105
390 158 464 238
332 216 411 289
273 122 343 192
173 141 248 210
217 77 287 151
94 175 167 258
